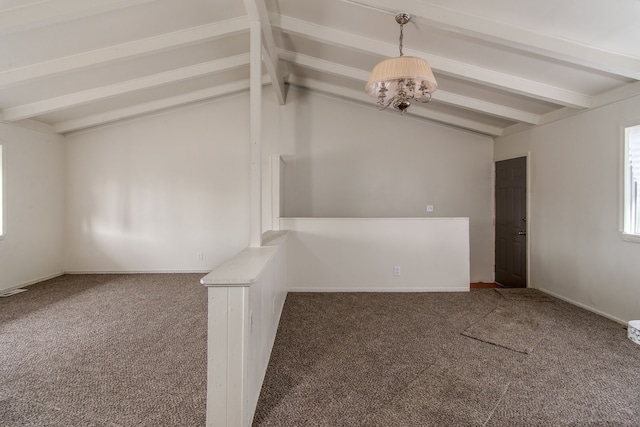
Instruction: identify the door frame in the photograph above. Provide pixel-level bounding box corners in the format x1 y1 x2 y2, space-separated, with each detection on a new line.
492 152 531 287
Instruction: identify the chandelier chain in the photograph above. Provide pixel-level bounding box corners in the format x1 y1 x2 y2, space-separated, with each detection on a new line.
399 23 404 56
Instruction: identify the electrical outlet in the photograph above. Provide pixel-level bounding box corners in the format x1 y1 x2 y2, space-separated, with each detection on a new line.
426 204 434 213
196 252 204 261
393 266 401 276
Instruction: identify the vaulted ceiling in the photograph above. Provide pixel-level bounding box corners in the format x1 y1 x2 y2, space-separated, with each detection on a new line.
1 0 639 136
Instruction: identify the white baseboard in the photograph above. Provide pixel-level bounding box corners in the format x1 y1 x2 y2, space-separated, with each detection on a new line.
1 271 65 293
535 287 627 325
287 286 469 293
64 270 212 274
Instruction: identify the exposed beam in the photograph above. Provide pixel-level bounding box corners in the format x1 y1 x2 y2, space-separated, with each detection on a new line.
248 20 263 247
272 14 592 109
2 54 250 122
244 0 287 104
0 113 57 135
53 78 272 134
342 0 640 81
502 80 640 138
0 0 156 34
280 50 539 124
434 92 539 125
287 75 503 136
0 17 249 88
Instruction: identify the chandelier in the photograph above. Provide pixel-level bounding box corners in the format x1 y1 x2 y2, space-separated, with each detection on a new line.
365 13 437 114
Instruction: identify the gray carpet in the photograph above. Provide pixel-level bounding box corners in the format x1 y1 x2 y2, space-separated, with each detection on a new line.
462 301 557 354
0 274 207 427
495 288 555 302
3 277 639 426
253 291 640 426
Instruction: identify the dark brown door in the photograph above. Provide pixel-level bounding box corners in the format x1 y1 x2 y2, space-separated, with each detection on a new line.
495 157 527 288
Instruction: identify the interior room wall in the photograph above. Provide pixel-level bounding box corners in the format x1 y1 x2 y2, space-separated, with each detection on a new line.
281 217 470 291
0 122 65 292
64 95 251 273
494 94 640 323
264 86 495 283
61 85 493 282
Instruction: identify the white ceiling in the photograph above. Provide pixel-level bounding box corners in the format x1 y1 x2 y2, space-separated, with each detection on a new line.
1 0 639 136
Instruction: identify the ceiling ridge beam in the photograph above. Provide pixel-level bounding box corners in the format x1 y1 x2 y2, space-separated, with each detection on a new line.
287 75 502 136
341 0 640 81
0 16 249 88
271 14 592 109
0 0 156 34
0 113 57 135
2 54 250 122
244 0 287 104
280 50 539 124
53 76 272 134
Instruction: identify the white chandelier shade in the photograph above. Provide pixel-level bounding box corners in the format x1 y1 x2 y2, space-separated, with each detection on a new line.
365 56 438 101
365 13 438 113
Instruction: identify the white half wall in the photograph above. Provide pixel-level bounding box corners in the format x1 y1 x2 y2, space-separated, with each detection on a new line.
281 217 470 292
495 93 640 323
64 96 251 273
0 122 65 292
200 231 288 426
264 87 494 283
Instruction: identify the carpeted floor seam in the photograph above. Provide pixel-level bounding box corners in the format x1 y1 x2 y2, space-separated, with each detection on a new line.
356 360 440 426
482 382 511 426
461 301 557 354
254 291 640 426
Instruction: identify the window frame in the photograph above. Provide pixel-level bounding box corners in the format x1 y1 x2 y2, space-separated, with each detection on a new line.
0 142 4 239
621 123 640 243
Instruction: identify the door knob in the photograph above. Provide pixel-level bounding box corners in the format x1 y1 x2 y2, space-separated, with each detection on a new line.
518 231 527 236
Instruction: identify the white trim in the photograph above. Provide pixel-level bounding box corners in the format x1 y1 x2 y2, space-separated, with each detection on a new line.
244 0 286 105
0 0 157 35
2 55 250 122
0 116 58 135
65 270 212 274
249 21 262 247
282 216 470 221
340 0 640 80
535 287 627 325
287 287 469 292
53 79 257 134
526 152 532 288
1 272 65 293
280 50 539 124
620 122 640 239
0 142 3 239
620 233 640 244
287 75 503 136
272 14 592 108
490 162 495 283
0 17 249 88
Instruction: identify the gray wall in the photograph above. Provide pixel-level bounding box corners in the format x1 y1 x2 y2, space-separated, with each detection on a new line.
495 94 640 322
0 122 65 292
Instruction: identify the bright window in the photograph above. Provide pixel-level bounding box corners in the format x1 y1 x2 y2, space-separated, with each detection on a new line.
0 143 3 237
623 124 640 240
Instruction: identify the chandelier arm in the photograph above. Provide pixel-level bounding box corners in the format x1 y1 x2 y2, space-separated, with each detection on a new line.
377 95 397 111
